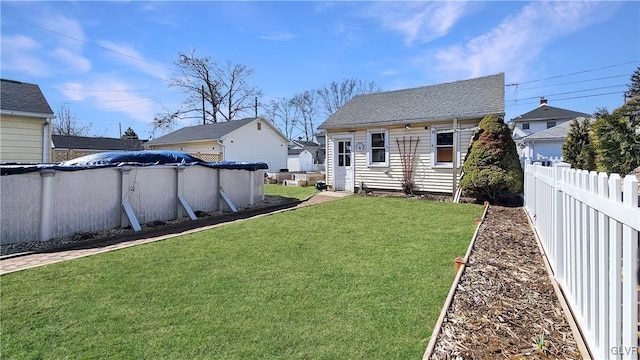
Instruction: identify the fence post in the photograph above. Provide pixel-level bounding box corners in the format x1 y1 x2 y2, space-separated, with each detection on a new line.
553 162 570 284
621 175 639 352
608 174 622 359
39 169 56 241
596 172 610 359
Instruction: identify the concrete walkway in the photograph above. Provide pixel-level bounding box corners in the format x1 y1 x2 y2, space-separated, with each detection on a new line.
0 191 350 275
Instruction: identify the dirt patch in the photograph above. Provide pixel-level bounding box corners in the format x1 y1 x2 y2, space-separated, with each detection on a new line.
429 206 583 359
1 195 299 257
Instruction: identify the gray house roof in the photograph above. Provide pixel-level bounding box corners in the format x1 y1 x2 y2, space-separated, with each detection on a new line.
0 79 54 116
512 105 589 123
148 117 269 146
521 117 588 142
317 73 504 130
52 135 146 151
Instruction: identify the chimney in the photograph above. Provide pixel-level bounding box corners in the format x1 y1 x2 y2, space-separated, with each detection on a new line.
539 97 548 106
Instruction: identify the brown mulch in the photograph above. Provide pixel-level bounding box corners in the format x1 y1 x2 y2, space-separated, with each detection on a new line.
1 195 300 257
430 206 583 359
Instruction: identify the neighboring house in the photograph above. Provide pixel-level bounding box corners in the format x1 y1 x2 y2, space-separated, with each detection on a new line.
510 99 590 166
518 118 589 166
289 139 323 164
146 117 288 171
287 148 314 172
0 79 55 163
317 73 505 194
51 135 147 162
510 98 590 140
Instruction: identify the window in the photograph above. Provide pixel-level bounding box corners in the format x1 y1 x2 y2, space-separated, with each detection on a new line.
367 130 389 166
522 123 530 130
257 122 262 130
436 132 454 163
546 121 556 129
431 127 459 167
337 140 351 167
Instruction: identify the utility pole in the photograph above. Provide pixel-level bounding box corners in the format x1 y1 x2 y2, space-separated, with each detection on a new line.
202 85 206 125
255 97 258 118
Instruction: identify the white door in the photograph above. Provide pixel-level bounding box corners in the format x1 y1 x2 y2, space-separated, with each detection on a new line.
333 138 354 192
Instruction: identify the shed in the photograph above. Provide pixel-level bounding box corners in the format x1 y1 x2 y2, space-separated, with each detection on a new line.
146 117 288 171
317 73 505 194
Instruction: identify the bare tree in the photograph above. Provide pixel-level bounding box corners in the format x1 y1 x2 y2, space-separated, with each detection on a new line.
52 103 92 136
153 49 261 131
264 97 298 139
290 90 319 142
317 78 380 118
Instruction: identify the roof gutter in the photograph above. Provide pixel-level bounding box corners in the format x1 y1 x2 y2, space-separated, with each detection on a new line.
0 109 55 119
318 112 504 130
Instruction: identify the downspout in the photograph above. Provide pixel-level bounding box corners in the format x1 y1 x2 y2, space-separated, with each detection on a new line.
452 117 458 200
42 119 50 163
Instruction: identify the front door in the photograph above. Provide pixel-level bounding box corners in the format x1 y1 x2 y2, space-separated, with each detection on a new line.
333 137 354 192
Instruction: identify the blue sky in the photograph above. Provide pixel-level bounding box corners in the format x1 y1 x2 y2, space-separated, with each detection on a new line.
1 1 638 140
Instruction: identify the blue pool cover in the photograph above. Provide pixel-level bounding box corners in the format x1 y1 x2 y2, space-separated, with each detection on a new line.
1 150 269 175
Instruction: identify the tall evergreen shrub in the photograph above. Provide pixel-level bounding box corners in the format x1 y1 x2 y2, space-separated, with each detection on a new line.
460 114 523 203
561 117 596 171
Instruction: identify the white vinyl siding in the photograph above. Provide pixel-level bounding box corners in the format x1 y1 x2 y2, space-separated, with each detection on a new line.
325 120 477 194
0 115 49 163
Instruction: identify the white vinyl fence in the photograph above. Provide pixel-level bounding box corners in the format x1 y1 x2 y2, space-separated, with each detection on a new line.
1 165 265 245
524 162 640 359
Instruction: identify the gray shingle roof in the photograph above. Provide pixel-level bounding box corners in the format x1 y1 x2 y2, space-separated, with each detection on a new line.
317 73 504 130
512 105 589 122
0 79 54 116
147 117 260 145
52 135 146 151
521 117 588 142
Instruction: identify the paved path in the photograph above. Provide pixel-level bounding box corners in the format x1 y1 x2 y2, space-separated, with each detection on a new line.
0 192 350 275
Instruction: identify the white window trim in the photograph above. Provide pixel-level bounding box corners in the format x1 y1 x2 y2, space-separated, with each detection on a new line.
366 129 389 167
431 126 461 168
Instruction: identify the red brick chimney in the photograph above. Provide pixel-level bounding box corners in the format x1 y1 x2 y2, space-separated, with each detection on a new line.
540 97 548 106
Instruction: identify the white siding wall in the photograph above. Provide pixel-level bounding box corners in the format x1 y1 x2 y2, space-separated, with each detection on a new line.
326 121 477 193
147 140 219 154
514 119 571 137
0 115 49 163
223 120 288 171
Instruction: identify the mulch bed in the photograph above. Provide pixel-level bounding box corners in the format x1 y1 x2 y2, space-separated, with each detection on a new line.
429 206 583 359
1 195 300 257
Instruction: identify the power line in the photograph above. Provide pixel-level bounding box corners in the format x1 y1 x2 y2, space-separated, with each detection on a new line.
1 13 174 72
510 84 627 101
516 74 629 91
505 60 639 87
506 90 625 108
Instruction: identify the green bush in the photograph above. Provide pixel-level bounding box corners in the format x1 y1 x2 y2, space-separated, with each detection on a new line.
460 114 523 203
562 117 596 171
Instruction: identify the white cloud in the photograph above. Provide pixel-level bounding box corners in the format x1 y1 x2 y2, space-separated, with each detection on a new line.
59 77 158 123
0 34 49 76
52 48 92 73
96 40 169 79
260 32 296 41
363 1 469 46
433 2 617 81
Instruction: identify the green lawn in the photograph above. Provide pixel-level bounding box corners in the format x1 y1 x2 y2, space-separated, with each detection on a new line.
1 196 482 359
264 183 320 200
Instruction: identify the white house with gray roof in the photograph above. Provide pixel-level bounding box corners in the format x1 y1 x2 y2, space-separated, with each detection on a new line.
317 73 505 194
510 99 591 165
0 79 55 163
146 117 288 171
